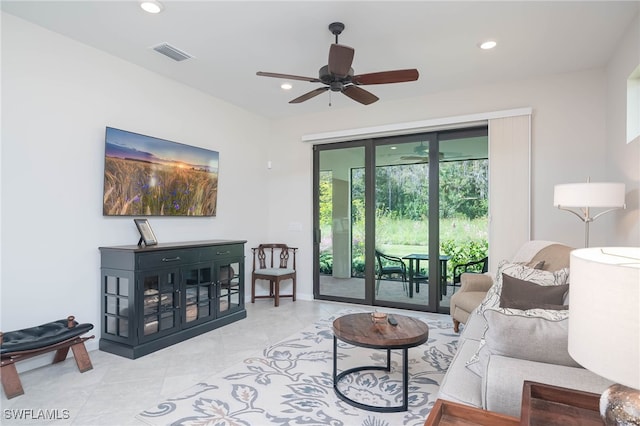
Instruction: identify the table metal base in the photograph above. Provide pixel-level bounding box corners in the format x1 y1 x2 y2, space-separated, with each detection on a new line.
332 335 410 412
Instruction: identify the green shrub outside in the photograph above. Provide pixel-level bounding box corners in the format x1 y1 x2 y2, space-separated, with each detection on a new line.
320 216 488 281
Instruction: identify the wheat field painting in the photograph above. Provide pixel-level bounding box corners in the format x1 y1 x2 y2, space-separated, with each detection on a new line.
103 127 219 216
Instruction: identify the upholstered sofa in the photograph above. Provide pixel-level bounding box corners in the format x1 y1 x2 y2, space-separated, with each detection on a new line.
439 243 613 417
450 240 574 332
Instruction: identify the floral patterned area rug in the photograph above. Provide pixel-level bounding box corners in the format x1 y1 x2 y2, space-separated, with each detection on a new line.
137 309 458 426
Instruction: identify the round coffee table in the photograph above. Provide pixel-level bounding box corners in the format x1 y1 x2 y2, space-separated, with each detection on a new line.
332 312 429 412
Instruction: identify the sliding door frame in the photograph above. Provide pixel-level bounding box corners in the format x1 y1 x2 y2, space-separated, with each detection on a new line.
313 132 445 313
311 110 531 313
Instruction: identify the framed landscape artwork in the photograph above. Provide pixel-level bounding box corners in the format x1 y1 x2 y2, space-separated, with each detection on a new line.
103 127 219 216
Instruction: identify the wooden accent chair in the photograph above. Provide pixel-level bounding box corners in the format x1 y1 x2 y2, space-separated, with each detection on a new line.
1 316 94 399
251 244 298 307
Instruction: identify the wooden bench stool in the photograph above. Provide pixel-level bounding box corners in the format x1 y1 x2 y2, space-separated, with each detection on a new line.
0 316 95 399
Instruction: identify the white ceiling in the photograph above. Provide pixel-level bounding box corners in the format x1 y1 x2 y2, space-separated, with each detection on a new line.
2 1 638 120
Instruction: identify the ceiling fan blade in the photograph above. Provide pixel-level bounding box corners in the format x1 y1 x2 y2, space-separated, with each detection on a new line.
400 155 429 163
328 44 354 78
342 85 379 105
352 69 419 85
289 87 329 104
257 71 321 83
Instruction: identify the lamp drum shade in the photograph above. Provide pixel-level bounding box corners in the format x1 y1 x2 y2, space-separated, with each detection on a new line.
553 183 626 208
568 247 640 390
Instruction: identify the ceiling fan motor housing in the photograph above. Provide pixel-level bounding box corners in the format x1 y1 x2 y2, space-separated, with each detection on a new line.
329 81 344 92
319 64 354 86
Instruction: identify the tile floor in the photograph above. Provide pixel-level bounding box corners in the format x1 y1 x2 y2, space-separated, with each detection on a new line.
0 300 378 425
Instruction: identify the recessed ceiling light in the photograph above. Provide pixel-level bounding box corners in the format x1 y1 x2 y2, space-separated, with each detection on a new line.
140 1 163 14
479 40 497 50
390 146 397 150
281 83 292 90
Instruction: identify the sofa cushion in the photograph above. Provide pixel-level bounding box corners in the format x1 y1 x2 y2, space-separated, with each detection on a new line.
459 308 488 342
477 261 570 315
484 355 612 417
437 337 483 408
499 273 569 310
466 307 580 377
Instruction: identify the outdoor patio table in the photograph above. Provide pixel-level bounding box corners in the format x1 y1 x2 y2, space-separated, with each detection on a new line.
401 254 452 298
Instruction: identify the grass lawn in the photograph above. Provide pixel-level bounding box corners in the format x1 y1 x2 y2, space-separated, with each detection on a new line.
373 217 487 254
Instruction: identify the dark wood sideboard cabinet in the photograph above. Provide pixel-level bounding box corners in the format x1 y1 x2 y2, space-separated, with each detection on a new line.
99 240 247 359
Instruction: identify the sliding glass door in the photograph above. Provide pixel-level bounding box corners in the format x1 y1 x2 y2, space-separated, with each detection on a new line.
373 134 437 310
313 127 488 313
314 142 368 302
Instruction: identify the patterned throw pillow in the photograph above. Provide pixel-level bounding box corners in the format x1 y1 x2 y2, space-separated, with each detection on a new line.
476 261 570 316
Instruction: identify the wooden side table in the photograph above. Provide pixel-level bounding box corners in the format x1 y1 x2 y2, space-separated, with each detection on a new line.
424 381 603 425
520 381 602 425
424 399 519 426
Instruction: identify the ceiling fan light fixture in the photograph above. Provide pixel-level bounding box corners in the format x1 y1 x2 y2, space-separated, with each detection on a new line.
140 1 163 14
280 83 293 90
479 40 497 50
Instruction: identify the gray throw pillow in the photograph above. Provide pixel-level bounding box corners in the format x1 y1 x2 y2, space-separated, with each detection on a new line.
499 273 569 310
465 307 580 377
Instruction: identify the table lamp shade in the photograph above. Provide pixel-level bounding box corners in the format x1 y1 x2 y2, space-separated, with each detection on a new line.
568 247 640 389
553 183 626 208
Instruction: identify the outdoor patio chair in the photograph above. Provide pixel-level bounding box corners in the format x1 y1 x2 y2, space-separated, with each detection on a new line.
375 250 408 295
452 256 488 288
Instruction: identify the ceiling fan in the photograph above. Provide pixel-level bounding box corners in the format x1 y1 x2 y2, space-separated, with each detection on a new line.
398 144 464 163
256 22 419 105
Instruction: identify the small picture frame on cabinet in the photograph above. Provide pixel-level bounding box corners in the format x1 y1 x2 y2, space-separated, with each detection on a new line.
134 218 158 247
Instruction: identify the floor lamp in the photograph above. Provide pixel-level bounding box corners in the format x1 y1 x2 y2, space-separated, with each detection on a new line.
553 180 626 247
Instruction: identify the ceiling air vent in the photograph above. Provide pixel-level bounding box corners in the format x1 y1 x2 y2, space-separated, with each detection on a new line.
152 43 193 62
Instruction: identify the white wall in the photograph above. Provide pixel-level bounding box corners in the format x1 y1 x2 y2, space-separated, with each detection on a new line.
606 13 640 245
0 14 271 349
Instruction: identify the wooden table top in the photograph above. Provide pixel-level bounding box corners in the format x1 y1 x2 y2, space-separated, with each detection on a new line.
424 399 519 426
521 381 603 426
333 313 429 349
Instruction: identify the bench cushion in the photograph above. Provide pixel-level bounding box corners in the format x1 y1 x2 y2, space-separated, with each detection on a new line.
1 320 93 354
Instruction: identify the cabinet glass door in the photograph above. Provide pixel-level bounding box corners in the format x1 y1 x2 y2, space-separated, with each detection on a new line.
103 274 130 340
183 265 215 326
218 259 242 316
140 269 179 341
